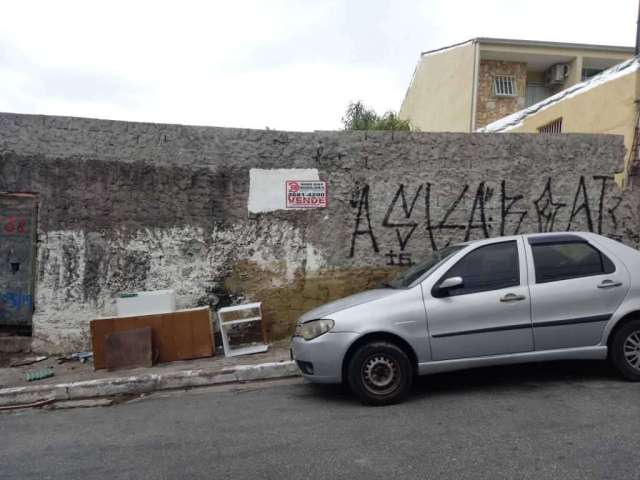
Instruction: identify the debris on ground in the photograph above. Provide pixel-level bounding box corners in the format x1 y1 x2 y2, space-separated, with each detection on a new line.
217 302 269 357
24 368 55 382
105 328 153 371
51 398 113 409
10 355 48 368
57 352 93 364
0 397 55 411
91 307 213 369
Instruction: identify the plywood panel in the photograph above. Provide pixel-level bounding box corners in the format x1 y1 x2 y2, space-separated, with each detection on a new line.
105 327 153 371
91 307 214 370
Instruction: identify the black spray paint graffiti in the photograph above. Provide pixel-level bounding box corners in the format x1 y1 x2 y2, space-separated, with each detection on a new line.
349 184 379 257
379 184 423 267
533 178 566 232
382 185 422 247
349 176 625 265
501 180 527 236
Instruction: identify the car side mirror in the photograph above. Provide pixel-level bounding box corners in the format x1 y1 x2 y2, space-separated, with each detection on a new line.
438 276 463 292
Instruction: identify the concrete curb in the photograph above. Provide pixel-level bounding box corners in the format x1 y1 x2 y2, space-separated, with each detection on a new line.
0 361 301 407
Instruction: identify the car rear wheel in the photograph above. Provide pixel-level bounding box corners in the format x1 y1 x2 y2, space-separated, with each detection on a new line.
347 341 413 406
610 319 640 381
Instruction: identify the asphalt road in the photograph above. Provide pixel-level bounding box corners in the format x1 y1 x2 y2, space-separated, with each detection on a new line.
1 360 639 480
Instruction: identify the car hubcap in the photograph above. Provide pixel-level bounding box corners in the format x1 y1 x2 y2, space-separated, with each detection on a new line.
623 330 640 372
362 354 400 395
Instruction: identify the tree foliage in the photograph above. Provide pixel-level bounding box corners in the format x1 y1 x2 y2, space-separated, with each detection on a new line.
341 101 414 131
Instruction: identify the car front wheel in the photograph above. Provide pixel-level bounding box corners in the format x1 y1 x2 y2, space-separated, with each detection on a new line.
347 341 413 406
610 319 640 381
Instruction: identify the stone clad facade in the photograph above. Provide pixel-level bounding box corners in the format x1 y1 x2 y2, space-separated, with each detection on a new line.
475 60 527 129
0 113 638 353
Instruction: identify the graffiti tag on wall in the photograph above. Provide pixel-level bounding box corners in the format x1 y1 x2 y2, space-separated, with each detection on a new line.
0 216 29 235
349 175 631 266
0 291 33 312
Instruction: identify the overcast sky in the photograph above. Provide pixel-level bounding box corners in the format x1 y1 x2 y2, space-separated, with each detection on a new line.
0 1 636 131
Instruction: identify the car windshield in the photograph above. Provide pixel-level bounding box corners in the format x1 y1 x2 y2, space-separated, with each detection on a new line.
385 245 466 289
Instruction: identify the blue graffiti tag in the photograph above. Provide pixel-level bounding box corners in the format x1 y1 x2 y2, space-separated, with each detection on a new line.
0 291 33 311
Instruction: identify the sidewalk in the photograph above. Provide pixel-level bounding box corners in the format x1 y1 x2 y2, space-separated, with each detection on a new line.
0 342 300 408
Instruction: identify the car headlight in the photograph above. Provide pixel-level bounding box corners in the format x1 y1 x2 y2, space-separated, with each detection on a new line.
295 319 335 341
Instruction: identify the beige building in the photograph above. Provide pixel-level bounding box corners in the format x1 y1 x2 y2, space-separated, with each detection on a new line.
399 37 634 132
480 57 640 187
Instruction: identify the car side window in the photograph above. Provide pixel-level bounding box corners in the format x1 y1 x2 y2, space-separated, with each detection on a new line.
531 241 615 284
435 241 520 297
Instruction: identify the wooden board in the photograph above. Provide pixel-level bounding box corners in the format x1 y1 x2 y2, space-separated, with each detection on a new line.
90 307 214 370
105 327 153 371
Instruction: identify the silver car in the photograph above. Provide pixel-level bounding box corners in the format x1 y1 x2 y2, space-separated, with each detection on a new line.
291 232 640 405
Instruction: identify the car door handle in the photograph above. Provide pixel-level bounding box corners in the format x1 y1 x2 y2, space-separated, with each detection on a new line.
597 280 623 289
500 293 527 302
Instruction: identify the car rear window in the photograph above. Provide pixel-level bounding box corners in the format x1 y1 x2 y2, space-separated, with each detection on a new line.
531 241 615 283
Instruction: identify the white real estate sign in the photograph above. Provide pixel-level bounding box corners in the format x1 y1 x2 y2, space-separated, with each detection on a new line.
285 180 327 209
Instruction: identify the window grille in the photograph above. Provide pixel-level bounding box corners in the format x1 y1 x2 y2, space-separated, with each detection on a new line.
493 75 517 97
538 118 563 134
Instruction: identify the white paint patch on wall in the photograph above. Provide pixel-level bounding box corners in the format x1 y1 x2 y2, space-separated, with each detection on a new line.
304 243 326 274
245 221 306 284
31 221 310 353
32 230 93 353
248 168 320 213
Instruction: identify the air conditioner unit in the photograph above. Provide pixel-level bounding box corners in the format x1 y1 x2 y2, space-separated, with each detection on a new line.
545 63 569 86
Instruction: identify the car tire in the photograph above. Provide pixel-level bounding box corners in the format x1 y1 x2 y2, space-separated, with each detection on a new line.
347 341 413 406
610 319 640 381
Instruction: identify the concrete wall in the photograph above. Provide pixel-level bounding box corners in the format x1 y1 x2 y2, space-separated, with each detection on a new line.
399 42 476 132
0 113 638 353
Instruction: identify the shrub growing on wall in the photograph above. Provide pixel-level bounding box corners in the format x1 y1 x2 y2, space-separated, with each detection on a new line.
342 101 415 131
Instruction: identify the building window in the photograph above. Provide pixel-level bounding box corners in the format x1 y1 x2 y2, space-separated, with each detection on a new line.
493 75 517 97
526 83 551 107
581 68 604 81
538 118 562 134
